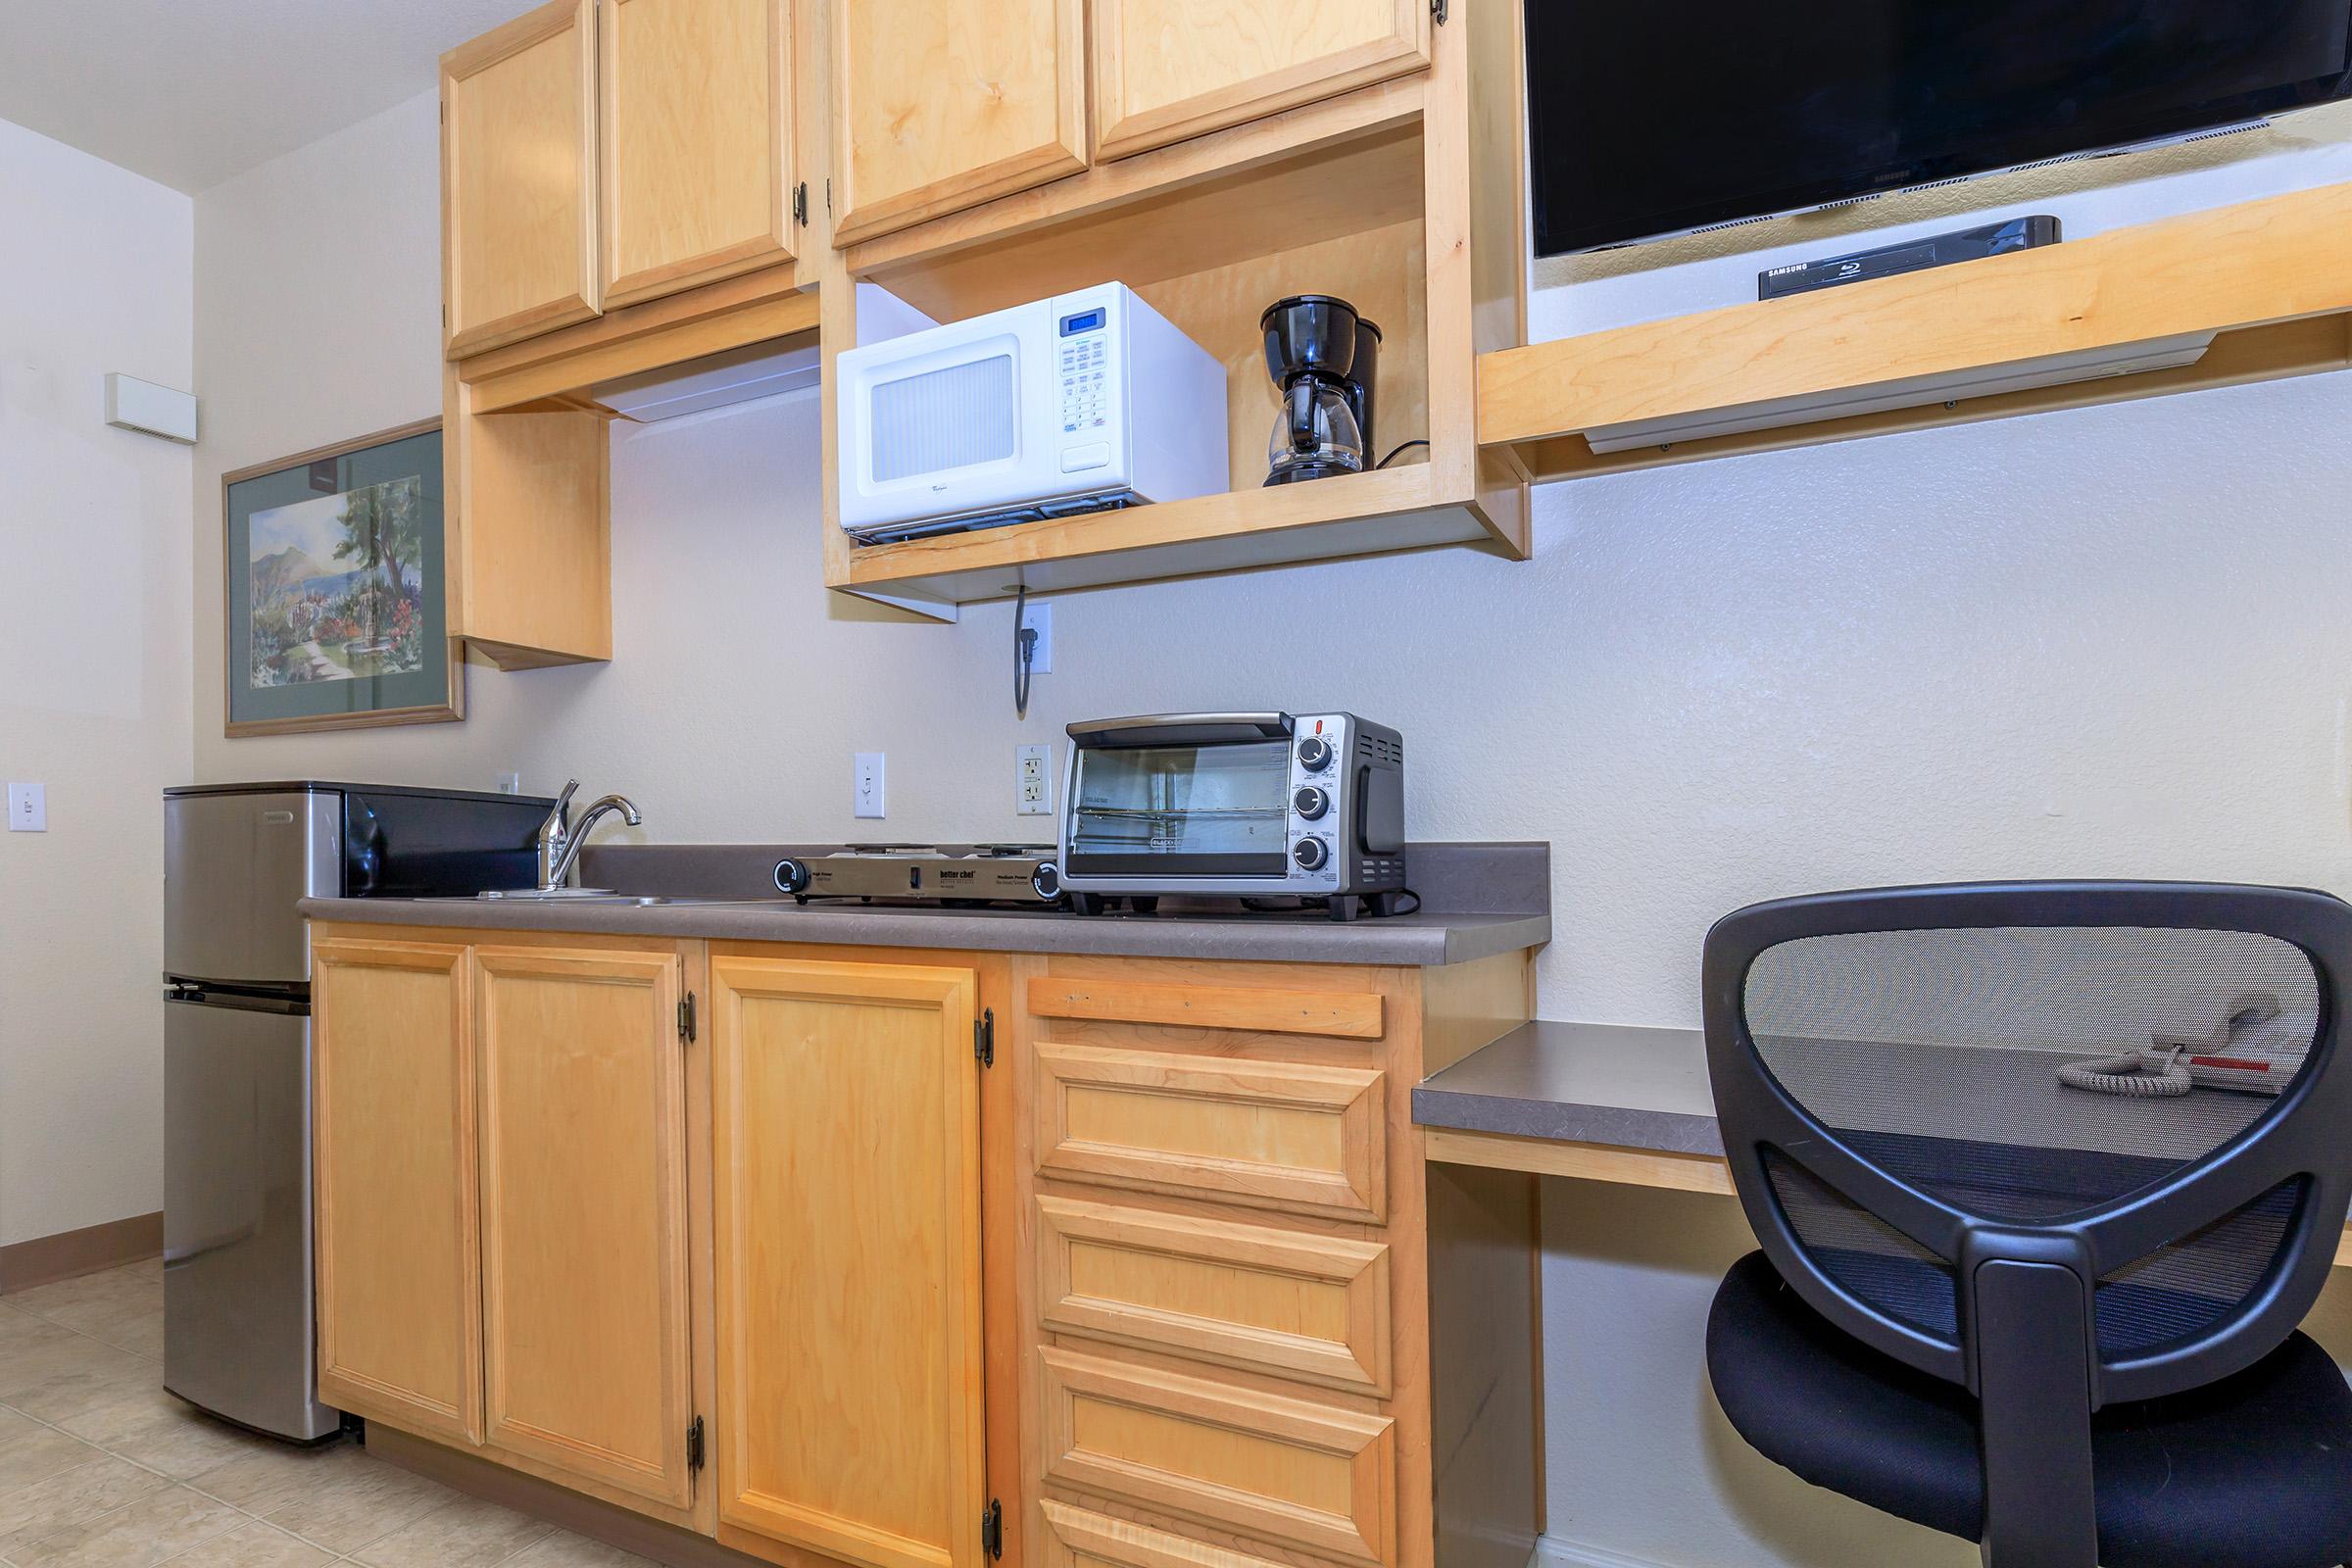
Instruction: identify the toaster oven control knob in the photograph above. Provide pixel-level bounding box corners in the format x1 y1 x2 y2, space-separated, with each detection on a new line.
1293 837 1329 871
1293 785 1329 820
1297 736 1333 771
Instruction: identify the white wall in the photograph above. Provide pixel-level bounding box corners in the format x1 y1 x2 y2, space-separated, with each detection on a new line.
0 117 193 1246
189 90 2352 1567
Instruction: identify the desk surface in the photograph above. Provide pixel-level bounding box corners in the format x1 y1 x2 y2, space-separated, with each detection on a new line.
1413 1019 2352 1266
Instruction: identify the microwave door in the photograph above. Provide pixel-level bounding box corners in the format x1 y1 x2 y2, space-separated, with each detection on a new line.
846 311 1067 533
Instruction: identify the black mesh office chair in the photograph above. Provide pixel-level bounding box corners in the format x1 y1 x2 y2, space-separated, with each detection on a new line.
1700 883 2352 1568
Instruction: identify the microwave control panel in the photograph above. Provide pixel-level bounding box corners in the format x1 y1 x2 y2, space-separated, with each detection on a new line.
1287 713 1346 889
1056 305 1112 466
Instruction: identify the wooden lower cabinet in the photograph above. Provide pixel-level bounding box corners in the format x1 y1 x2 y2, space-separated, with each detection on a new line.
476 944 696 1507
312 926 1537 1568
708 954 991 1568
314 938 484 1446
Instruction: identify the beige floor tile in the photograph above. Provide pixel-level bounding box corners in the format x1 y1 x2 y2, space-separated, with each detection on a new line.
0 1350 159 1431
237 1456 453 1557
348 1493 556 1568
0 1458 171 1558
4 1272 158 1334
0 1322 113 1400
4 1485 242 1568
500 1529 661 1568
0 1431 109 1497
55 1392 262 1484
148 1520 332 1568
42 1306 157 1368
0 1414 39 1449
182 1440 368 1518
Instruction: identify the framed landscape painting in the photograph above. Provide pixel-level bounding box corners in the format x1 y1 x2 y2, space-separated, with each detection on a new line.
222 418 461 736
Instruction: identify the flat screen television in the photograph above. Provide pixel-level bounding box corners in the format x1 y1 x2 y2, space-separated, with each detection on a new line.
1525 0 2352 256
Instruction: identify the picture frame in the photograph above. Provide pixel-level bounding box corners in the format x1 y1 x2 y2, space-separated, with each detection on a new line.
221 417 462 737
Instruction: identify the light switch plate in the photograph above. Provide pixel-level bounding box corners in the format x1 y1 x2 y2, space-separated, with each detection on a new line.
854 753 886 818
8 782 46 832
1016 743 1054 815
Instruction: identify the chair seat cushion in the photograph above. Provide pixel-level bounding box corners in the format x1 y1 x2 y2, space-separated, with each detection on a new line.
1707 1250 2352 1568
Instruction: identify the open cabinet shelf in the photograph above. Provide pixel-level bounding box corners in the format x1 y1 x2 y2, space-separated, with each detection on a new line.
820 4 1529 615
1478 181 2352 482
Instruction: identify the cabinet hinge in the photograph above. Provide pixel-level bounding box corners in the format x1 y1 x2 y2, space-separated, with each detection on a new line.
686 1415 705 1473
1431 0 1447 20
678 992 697 1045
980 1499 1003 1560
974 1007 995 1067
792 181 808 226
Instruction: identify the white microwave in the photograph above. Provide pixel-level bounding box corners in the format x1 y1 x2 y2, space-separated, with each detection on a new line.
836 283 1228 543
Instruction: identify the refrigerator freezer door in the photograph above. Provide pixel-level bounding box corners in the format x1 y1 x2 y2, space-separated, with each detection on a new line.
164 790 340 987
164 994 338 1440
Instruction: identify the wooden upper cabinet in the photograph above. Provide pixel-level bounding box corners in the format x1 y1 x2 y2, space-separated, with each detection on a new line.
474 946 694 1507
601 0 796 310
831 0 1087 246
312 939 484 1446
1090 0 1432 162
443 0 600 357
709 956 989 1568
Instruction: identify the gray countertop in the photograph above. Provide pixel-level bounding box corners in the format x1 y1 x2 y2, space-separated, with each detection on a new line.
303 840 1550 967
1414 1021 1725 1154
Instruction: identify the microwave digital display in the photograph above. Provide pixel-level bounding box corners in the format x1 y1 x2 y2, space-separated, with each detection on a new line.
1066 741 1290 877
1059 309 1106 336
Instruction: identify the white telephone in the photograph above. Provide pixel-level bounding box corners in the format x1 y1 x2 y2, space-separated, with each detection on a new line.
2058 993 2301 1099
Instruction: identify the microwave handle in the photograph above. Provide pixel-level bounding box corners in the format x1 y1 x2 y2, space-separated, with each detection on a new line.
1066 712 1294 748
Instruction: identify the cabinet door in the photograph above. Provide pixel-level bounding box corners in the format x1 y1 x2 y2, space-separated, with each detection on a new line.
601 0 796 310
475 945 694 1507
443 0 600 356
1090 0 1431 162
831 0 1086 246
313 939 483 1446
710 956 988 1568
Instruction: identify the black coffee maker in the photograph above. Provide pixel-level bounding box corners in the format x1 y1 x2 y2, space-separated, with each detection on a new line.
1260 294 1380 486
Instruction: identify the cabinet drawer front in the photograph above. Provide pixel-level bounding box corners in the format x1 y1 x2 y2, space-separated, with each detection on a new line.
1028 977 1384 1040
1039 1198 1391 1396
1039 1500 1289 1568
1091 0 1432 163
1036 1046 1387 1222
1040 1348 1395 1565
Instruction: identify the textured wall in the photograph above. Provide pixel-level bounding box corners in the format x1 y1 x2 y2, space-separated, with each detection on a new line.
0 117 193 1245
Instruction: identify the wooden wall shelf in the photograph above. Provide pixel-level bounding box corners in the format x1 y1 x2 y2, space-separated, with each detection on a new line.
1479 182 2352 482
822 1 1531 615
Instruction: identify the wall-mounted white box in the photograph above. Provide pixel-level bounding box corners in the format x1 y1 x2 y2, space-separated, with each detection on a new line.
104 373 198 444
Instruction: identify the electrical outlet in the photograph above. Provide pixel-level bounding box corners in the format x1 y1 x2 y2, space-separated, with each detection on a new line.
1016 743 1054 815
854 753 886 818
7 782 46 833
1020 602 1053 673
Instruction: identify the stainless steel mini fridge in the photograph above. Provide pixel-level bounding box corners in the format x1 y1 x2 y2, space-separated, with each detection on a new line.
162 781 552 1441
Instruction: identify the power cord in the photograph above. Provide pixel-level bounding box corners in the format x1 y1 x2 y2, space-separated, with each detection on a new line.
1013 585 1039 718
1375 439 1430 469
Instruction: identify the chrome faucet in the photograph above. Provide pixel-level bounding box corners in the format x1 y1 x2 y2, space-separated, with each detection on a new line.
534 779 644 893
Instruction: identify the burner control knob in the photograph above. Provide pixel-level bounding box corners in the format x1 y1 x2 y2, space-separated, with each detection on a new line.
1298 736 1333 771
773 858 810 895
1293 785 1328 820
1293 838 1329 871
1032 862 1061 901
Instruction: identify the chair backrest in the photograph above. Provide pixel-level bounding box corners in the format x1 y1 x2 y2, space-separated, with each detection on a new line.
1703 882 2352 1407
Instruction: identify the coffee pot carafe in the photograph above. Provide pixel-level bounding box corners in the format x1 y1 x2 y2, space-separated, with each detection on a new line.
1259 294 1380 486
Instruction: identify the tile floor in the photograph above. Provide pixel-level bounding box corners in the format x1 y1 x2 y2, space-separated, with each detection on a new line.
0 1261 654 1567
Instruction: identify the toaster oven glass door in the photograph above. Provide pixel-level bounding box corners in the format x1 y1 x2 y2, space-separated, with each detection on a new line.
1066 742 1292 877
